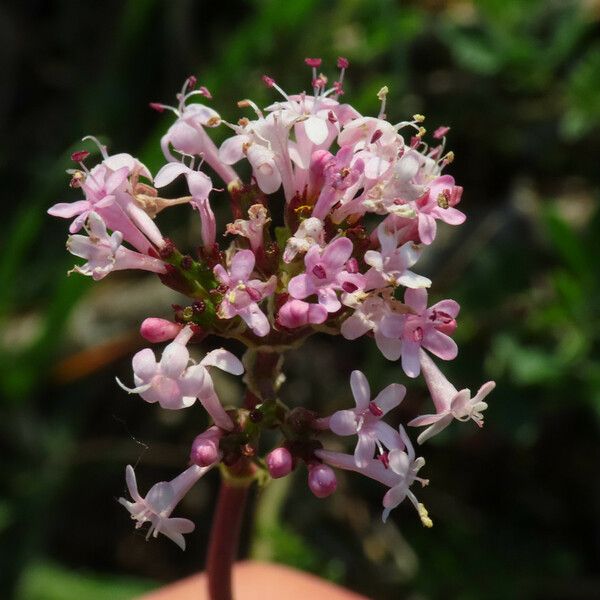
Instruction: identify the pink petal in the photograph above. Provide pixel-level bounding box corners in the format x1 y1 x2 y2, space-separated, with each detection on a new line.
354 435 376 468
304 116 329 145
317 287 341 312
201 349 244 375
430 299 460 318
329 409 359 436
372 421 404 451
132 348 159 381
402 341 421 378
219 135 247 165
416 415 453 444
230 249 255 282
404 288 428 313
288 274 313 300
160 342 190 378
341 313 372 340
418 214 437 245
379 314 404 339
408 413 447 427
154 162 191 188
350 370 370 410
419 350 457 413
422 330 458 360
187 171 213 199
48 200 90 219
322 237 353 267
373 383 406 414
239 303 270 337
125 465 143 502
199 390 234 430
437 206 466 225
374 333 403 361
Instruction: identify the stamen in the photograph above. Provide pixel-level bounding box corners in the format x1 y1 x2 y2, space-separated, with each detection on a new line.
368 401 383 417
342 282 358 293
377 86 388 120
433 125 450 139
71 150 90 163
199 86 212 99
237 99 264 119
417 503 433 528
262 75 275 88
305 58 322 68
377 452 390 468
82 135 109 160
312 265 327 279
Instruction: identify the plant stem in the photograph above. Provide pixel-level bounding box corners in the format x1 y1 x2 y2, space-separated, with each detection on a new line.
206 477 250 600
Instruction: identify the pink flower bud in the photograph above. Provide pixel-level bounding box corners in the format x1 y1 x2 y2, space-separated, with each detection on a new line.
140 318 182 343
277 299 328 328
266 447 293 479
190 427 223 467
308 464 337 498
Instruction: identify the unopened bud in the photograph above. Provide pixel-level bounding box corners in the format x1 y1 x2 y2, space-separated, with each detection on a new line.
140 318 182 343
308 464 337 498
266 447 293 479
190 428 222 467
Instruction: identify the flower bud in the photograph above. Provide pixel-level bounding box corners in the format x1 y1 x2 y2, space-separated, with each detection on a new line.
266 447 293 479
140 318 182 343
190 427 223 467
308 464 337 498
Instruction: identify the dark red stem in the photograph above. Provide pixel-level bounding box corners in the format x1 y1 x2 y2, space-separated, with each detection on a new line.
206 479 250 600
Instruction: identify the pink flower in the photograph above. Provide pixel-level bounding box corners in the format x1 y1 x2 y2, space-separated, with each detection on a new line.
312 146 364 220
327 370 405 467
316 426 430 525
116 326 243 429
160 95 239 186
277 299 328 328
380 288 460 378
364 223 431 290
341 294 401 360
214 250 276 337
119 463 211 550
288 237 364 313
283 217 325 263
226 204 271 252
412 175 466 245
66 212 166 281
154 162 216 250
408 350 495 444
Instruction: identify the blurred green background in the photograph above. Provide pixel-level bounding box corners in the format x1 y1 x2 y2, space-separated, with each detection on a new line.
1 0 599 598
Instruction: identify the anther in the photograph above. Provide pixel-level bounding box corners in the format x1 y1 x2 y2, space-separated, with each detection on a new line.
368 401 384 417
71 150 90 162
312 265 327 279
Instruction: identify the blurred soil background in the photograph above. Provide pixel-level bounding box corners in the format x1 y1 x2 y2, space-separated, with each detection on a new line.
0 1 599 598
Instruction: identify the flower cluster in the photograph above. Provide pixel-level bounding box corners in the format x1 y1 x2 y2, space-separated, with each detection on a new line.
50 59 495 548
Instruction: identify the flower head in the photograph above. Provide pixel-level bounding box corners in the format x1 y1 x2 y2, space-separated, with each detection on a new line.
119 464 211 550
408 350 495 444
117 325 243 429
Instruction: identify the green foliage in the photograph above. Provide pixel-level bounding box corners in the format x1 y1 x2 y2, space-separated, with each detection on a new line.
16 562 154 600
